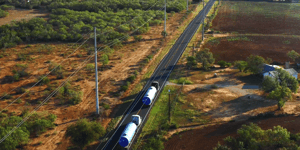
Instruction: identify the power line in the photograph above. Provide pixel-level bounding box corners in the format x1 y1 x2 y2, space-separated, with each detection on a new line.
0 0 161 113
0 3 166 144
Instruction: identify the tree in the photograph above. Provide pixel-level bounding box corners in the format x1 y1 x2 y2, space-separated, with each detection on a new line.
287 50 300 62
214 123 300 150
268 86 292 110
0 116 30 150
186 56 197 68
262 69 299 110
66 119 105 149
234 61 248 72
196 48 215 70
246 55 266 74
101 54 109 67
261 76 277 92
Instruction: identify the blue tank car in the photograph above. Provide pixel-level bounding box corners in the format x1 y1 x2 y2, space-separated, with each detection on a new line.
119 115 141 148
142 81 160 105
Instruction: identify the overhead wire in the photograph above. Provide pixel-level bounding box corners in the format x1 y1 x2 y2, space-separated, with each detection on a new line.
0 3 167 144
0 0 161 113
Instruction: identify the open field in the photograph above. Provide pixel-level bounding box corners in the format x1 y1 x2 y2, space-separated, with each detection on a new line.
0 8 49 26
212 1 300 34
163 1 300 150
204 35 300 63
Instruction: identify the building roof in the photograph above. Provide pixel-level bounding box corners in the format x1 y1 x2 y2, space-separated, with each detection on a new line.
284 68 298 75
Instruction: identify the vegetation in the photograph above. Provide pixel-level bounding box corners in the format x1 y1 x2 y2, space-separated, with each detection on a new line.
196 48 215 70
171 77 193 84
234 60 248 72
37 76 50 85
56 82 82 105
246 55 266 74
66 119 105 149
0 9 8 18
217 60 231 68
262 69 299 110
186 56 197 69
0 111 56 149
0 0 189 49
214 123 300 150
143 137 164 150
287 50 300 62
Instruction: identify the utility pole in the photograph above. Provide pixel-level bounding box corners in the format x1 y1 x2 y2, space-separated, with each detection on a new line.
202 0 205 41
94 27 99 115
164 0 166 33
186 0 188 11
168 89 171 123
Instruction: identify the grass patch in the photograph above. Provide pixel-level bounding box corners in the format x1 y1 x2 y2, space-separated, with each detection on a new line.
227 36 250 42
170 77 193 84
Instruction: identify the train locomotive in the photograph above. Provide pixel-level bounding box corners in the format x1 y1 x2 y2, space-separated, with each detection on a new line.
119 115 141 148
142 81 160 105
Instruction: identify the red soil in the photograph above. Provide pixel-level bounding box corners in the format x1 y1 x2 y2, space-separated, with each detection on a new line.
212 2 300 35
165 115 300 150
204 36 300 63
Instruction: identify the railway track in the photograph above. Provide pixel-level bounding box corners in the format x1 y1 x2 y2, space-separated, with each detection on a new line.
99 0 216 149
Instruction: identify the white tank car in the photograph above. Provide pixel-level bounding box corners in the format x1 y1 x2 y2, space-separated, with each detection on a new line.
142 81 160 105
119 115 141 148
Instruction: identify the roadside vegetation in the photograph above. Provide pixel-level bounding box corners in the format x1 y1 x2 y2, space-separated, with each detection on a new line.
133 1 219 149
66 119 105 149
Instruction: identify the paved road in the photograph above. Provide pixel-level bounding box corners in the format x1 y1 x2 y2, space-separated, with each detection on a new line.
100 1 216 149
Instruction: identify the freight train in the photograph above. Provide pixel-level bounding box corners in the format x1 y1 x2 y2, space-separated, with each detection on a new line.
119 81 160 148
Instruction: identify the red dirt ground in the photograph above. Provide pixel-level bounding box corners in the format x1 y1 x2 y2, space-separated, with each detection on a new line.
0 4 201 150
204 36 300 63
212 2 300 35
165 114 300 150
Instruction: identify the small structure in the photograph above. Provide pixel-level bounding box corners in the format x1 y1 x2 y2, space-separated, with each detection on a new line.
263 64 282 73
263 68 298 79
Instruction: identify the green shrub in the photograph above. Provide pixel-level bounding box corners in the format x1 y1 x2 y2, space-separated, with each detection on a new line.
25 112 57 136
16 99 22 104
234 61 248 72
12 64 29 78
218 60 227 68
143 137 164 150
86 63 95 72
173 77 193 85
101 103 110 110
55 82 82 105
66 119 105 149
15 87 26 94
134 35 143 42
120 81 130 92
37 76 50 85
128 75 136 83
0 5 15 10
0 9 8 18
